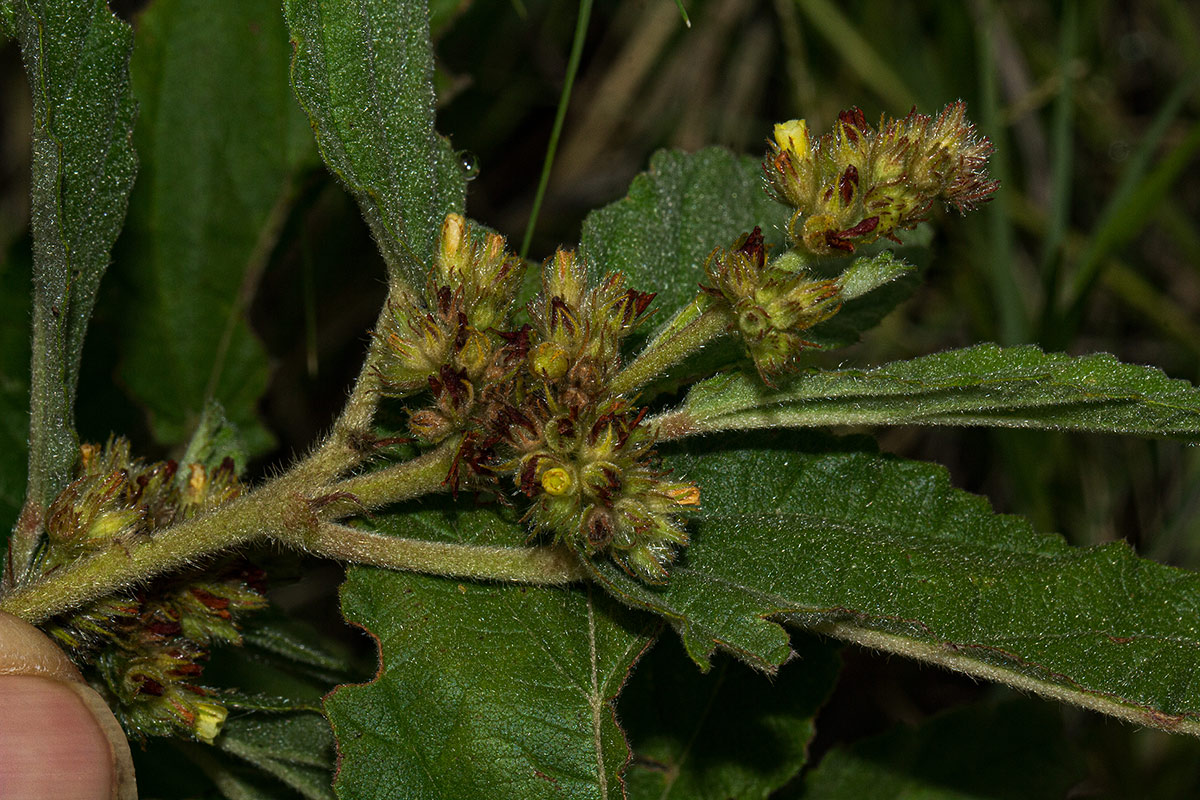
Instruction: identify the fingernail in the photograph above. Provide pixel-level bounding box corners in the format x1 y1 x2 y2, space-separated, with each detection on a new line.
0 612 136 799
0 676 115 799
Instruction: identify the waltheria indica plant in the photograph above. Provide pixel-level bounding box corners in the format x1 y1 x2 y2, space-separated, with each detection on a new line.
5 2 1200 798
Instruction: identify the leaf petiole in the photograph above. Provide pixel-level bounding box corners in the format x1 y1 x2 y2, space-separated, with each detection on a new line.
609 298 731 398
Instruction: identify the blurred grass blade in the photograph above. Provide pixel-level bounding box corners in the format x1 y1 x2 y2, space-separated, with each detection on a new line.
1101 260 1200 361
672 0 691 28
1063 70 1200 315
794 0 916 110
973 1 1025 344
1036 0 1078 310
5 0 137 578
519 0 593 259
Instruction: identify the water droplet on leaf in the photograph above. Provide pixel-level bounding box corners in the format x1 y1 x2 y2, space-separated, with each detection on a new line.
458 150 480 181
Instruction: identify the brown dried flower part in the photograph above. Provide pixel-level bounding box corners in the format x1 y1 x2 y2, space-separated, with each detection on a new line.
37 439 264 743
764 102 998 256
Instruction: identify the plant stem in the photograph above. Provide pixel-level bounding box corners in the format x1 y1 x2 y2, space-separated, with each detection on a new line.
333 440 459 511
609 302 730 398
306 522 586 585
0 443 459 625
289 312 390 486
0 491 280 625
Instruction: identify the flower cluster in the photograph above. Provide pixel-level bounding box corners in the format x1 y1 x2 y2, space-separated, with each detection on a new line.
702 227 841 383
375 104 996 579
493 249 698 582
377 217 700 582
764 102 998 256
37 439 265 743
376 213 525 402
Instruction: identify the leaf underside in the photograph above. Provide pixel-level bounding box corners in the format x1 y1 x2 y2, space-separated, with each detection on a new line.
586 431 1200 735
681 343 1200 441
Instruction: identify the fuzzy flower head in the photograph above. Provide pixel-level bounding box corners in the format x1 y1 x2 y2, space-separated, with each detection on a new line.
499 396 699 584
703 228 842 383
764 102 998 256
377 214 524 398
39 439 265 744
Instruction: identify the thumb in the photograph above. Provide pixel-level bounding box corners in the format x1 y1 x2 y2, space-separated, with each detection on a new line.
0 610 137 800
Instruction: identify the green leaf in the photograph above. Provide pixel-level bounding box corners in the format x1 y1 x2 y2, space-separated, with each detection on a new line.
177 401 248 478
587 432 1200 735
673 344 1200 441
801 232 928 351
8 0 136 512
284 0 466 286
215 710 337 800
621 632 839 800
114 0 315 456
837 248 915 301
327 506 657 800
580 147 787 323
801 697 1084 799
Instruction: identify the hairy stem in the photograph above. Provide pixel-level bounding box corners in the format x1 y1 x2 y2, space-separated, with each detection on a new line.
610 301 731 398
0 443 459 625
306 522 586 584
0 491 280 625
334 439 459 511
649 408 699 441
290 339 384 485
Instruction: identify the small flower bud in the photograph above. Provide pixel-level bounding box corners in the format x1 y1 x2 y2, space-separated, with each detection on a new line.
529 341 570 382
435 213 523 332
192 700 228 744
543 248 586 310
377 294 451 394
455 329 494 379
